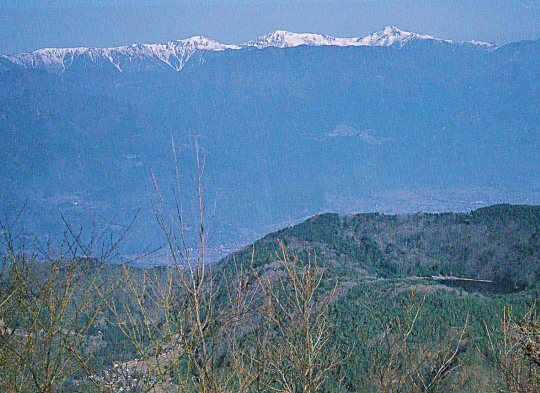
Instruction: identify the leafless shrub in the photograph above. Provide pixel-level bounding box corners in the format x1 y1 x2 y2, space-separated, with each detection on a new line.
106 138 260 393
0 213 122 393
484 305 540 392
253 242 341 393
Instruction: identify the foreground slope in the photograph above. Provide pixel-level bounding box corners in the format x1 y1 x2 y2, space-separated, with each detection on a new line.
2 204 539 392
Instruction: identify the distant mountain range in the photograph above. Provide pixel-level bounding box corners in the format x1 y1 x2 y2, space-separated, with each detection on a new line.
0 27 495 74
1 27 538 263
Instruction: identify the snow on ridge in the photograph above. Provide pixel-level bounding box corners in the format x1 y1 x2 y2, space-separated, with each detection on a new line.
3 36 239 73
240 26 494 50
241 30 355 49
179 36 241 51
461 40 497 48
352 26 450 48
2 27 496 73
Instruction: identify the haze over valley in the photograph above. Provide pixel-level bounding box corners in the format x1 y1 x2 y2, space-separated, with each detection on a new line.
2 27 539 260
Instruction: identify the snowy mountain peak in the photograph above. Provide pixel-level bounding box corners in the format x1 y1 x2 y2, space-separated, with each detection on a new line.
174 36 240 51
356 26 449 48
383 26 402 34
359 26 498 49
242 30 348 49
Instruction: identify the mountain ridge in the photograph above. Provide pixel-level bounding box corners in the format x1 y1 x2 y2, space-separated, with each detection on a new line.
0 26 496 74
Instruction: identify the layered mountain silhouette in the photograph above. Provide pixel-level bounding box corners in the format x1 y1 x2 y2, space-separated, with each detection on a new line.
1 28 538 262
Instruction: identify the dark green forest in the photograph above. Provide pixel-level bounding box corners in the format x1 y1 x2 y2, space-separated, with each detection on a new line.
230 204 540 289
1 204 540 392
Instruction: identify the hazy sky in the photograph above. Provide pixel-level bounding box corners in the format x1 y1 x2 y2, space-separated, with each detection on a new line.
1 0 539 54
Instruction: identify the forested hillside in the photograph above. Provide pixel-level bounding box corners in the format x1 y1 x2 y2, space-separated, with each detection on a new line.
225 204 540 291
1 204 539 392
218 203 540 391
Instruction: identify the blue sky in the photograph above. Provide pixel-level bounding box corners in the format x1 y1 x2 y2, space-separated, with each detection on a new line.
1 1 539 54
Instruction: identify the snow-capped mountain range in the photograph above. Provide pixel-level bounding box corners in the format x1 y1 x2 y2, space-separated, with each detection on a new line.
1 26 496 74
244 27 491 49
